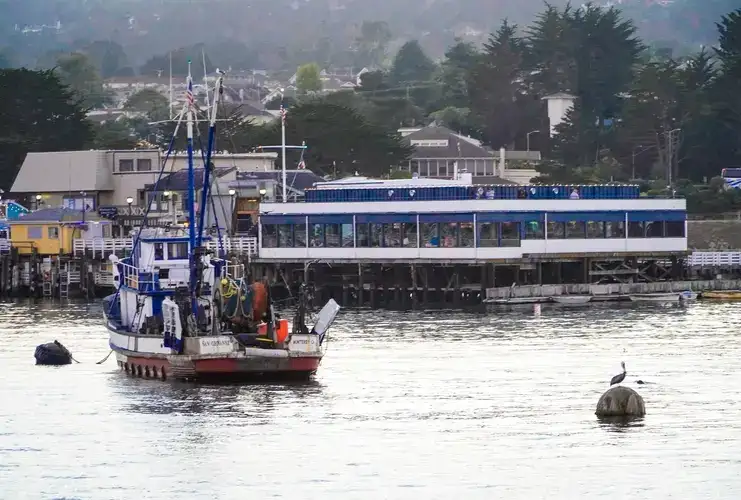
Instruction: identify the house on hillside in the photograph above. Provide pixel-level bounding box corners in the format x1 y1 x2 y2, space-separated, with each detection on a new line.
398 126 541 184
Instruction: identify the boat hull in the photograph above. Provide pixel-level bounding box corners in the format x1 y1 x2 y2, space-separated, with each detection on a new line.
551 295 592 306
628 293 680 303
114 351 322 381
108 325 323 381
702 291 741 300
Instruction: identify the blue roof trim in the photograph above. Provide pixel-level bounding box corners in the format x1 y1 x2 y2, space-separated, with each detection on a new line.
356 213 417 223
261 214 306 225
477 212 544 223
308 214 353 224
628 210 686 222
419 213 473 223
548 211 626 223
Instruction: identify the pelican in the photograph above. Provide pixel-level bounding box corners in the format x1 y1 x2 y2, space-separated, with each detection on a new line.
610 361 626 386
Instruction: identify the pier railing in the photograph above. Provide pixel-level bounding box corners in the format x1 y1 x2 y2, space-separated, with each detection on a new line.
687 251 741 268
72 237 258 258
0 239 9 253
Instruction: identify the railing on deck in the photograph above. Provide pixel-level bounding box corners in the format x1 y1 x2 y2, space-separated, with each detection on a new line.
72 237 258 257
687 252 741 268
0 239 10 253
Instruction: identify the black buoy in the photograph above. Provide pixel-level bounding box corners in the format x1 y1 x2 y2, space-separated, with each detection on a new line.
34 340 73 366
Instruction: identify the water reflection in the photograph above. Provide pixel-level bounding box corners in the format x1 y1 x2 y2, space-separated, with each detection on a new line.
1 299 741 498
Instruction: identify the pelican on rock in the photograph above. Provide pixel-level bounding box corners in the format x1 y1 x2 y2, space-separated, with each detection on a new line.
610 361 626 386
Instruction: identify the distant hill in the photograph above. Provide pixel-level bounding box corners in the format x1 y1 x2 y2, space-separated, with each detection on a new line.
0 0 735 69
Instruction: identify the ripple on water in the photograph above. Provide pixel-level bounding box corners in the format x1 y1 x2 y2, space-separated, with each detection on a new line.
0 299 740 499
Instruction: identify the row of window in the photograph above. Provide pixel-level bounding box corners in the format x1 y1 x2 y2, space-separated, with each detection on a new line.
119 158 153 173
262 220 686 248
152 242 189 260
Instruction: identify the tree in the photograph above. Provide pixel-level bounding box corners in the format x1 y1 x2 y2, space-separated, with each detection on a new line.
0 68 93 191
526 4 643 140
54 52 111 109
83 40 129 78
91 120 141 150
468 21 538 149
388 41 436 85
124 88 170 121
438 39 479 109
354 21 392 68
238 100 412 177
295 63 323 93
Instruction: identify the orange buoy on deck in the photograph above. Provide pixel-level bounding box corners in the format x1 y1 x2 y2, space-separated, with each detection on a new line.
276 319 289 343
251 282 268 321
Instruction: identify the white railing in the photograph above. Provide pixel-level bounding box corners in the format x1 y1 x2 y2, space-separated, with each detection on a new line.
0 239 9 253
73 238 133 257
687 252 741 267
72 237 258 257
206 237 258 256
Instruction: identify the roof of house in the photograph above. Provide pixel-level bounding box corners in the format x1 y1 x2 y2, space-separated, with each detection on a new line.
11 151 114 193
235 170 325 192
403 126 494 159
144 166 235 191
10 207 103 224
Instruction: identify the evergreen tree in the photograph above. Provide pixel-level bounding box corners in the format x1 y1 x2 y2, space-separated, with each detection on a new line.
0 68 93 191
388 41 436 86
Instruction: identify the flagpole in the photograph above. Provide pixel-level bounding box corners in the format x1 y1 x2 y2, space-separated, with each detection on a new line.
280 89 287 203
281 111 287 203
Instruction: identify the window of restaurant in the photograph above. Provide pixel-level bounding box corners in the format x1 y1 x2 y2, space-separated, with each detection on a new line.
665 221 685 237
421 223 439 247
547 221 565 239
586 221 604 238
341 224 354 247
606 221 625 238
262 225 278 247
278 224 293 247
524 221 544 239
565 221 586 239
310 223 324 247
403 223 417 247
500 222 520 247
478 222 498 247
325 223 341 247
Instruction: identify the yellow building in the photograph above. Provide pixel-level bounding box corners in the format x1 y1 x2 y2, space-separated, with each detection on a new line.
8 207 111 255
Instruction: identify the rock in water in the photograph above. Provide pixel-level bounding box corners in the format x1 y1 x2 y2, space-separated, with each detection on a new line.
595 386 646 417
34 340 73 366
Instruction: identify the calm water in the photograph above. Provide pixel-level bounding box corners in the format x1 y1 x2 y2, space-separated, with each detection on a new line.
1 299 740 499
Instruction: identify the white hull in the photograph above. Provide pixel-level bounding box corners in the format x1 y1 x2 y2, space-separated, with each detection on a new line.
629 293 680 303
551 295 592 305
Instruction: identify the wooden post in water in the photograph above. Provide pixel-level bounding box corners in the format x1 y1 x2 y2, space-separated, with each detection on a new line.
411 264 418 309
357 263 363 307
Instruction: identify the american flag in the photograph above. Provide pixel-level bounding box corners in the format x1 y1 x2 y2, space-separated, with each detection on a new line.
297 159 306 169
280 105 287 124
185 79 195 107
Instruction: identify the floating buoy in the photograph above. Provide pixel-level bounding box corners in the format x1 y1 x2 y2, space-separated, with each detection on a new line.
34 340 73 366
595 385 646 418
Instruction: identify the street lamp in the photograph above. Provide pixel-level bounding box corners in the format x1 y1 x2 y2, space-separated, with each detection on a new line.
259 188 267 200
228 189 237 235
526 130 539 152
228 189 236 196
35 194 42 210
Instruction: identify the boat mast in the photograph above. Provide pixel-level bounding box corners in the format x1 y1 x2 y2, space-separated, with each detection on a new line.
196 70 224 247
185 61 198 313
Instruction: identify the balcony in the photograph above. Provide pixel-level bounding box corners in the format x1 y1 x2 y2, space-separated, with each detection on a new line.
72 236 258 258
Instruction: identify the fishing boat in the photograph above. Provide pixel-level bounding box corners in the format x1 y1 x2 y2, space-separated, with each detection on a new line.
102 66 340 381
702 290 741 300
628 292 680 303
551 295 592 306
